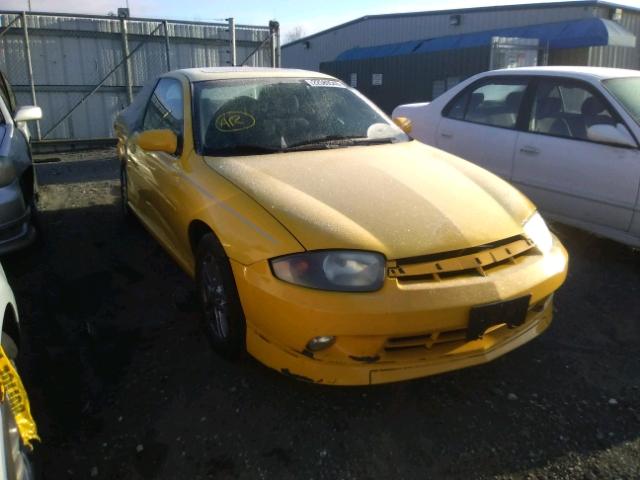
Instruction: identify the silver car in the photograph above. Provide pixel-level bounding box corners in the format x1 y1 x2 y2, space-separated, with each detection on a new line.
0 71 42 255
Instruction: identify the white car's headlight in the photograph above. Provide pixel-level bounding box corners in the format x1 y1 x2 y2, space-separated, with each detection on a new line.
270 251 385 292
523 212 553 254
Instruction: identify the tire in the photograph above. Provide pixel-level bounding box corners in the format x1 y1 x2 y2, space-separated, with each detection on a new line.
28 197 44 250
195 234 246 359
120 162 132 220
1 333 37 480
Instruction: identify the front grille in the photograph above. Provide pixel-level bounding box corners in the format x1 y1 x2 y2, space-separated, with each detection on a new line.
387 235 535 282
384 328 470 352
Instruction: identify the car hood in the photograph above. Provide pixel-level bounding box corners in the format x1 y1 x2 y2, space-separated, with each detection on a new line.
203 141 536 259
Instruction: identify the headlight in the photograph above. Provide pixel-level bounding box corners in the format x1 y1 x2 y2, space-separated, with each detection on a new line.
270 251 385 292
523 211 553 254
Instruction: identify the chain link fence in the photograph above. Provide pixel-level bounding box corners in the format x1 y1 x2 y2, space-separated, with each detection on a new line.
0 11 280 142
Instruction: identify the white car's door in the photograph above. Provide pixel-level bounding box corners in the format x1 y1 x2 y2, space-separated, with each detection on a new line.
436 77 529 180
512 77 640 233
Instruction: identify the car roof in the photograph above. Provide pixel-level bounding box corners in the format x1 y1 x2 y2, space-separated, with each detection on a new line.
486 66 640 81
168 67 334 82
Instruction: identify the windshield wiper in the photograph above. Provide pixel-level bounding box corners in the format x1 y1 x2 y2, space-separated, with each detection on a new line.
203 137 398 156
204 145 283 156
284 136 397 151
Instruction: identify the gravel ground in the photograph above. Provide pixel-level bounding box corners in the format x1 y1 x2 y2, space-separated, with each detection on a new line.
2 149 639 479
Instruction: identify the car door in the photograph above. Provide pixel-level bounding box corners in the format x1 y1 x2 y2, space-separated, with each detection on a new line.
130 77 186 252
512 77 640 233
436 76 529 180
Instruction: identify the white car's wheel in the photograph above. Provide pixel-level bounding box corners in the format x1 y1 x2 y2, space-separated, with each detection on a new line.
1 332 35 480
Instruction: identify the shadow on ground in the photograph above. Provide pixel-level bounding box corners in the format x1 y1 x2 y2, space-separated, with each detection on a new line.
1 155 638 479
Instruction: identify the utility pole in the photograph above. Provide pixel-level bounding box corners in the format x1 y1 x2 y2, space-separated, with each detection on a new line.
228 17 237 66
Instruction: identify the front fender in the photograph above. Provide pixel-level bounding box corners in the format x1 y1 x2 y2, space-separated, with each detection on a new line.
178 153 305 273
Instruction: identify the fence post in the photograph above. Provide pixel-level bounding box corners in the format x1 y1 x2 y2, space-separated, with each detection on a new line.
21 12 41 140
228 17 237 67
276 24 281 67
269 20 279 68
163 20 171 71
120 17 133 104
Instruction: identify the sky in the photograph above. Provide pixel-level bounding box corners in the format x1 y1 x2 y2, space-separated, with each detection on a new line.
3 0 640 40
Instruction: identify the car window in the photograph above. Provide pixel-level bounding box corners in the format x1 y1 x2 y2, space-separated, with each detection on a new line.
0 87 8 122
444 92 468 120
602 77 640 126
143 78 184 138
445 79 527 129
530 79 617 141
0 71 17 115
193 78 408 155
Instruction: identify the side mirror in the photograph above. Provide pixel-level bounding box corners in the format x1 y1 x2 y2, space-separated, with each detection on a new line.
587 123 637 148
393 116 412 134
135 129 178 154
14 106 42 123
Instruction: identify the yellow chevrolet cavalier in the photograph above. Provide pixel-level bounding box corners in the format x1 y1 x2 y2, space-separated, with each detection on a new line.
115 67 568 385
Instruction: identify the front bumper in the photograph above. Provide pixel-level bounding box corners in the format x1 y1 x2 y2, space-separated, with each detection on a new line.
0 179 35 255
232 237 568 385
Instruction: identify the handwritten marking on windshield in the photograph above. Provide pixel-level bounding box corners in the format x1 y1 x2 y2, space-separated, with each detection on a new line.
215 111 256 132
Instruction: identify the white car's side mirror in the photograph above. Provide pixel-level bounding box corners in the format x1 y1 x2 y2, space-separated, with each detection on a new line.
13 106 42 123
587 123 636 148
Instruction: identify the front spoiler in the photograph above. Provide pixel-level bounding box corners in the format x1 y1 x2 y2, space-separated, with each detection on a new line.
246 304 553 386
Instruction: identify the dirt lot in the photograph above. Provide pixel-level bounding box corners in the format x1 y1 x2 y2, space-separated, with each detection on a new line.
2 149 639 479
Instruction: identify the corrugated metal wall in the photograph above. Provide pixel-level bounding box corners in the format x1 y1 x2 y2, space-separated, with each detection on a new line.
0 12 273 140
284 4 599 70
588 8 640 68
321 46 491 114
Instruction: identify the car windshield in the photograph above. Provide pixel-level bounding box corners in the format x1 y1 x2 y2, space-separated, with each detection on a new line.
193 77 409 155
602 77 640 126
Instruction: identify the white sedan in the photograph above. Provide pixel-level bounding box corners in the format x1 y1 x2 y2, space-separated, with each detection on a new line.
393 67 640 248
0 263 36 479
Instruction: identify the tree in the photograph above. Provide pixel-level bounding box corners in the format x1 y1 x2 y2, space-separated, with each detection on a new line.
284 25 306 44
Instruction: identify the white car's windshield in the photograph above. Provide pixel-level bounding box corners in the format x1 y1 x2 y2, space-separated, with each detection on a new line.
602 77 640 126
193 77 409 155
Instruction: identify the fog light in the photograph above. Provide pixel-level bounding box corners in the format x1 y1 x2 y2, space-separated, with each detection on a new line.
306 336 336 352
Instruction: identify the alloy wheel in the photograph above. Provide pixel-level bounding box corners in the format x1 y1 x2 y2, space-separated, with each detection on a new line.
200 254 230 340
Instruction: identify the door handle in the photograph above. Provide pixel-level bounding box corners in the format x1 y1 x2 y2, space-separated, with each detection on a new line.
440 132 453 139
520 145 540 155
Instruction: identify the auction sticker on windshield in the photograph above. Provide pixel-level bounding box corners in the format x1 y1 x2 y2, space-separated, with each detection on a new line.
305 79 345 88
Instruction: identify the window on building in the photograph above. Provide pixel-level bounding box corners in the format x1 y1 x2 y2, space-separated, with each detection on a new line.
432 80 446 99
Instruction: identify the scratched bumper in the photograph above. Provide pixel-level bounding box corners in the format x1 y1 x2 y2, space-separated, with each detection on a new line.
232 237 568 386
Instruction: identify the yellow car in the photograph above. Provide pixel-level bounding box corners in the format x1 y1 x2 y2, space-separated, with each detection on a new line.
115 68 568 385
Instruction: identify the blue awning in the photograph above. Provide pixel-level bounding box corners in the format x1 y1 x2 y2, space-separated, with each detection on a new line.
335 18 637 61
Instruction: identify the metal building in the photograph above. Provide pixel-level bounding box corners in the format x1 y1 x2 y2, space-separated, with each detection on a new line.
0 11 280 142
282 1 639 113
283 1 640 70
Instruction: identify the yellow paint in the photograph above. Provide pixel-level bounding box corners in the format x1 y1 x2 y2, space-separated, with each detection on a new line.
135 129 178 154
120 70 569 385
0 347 39 449
393 116 413 134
